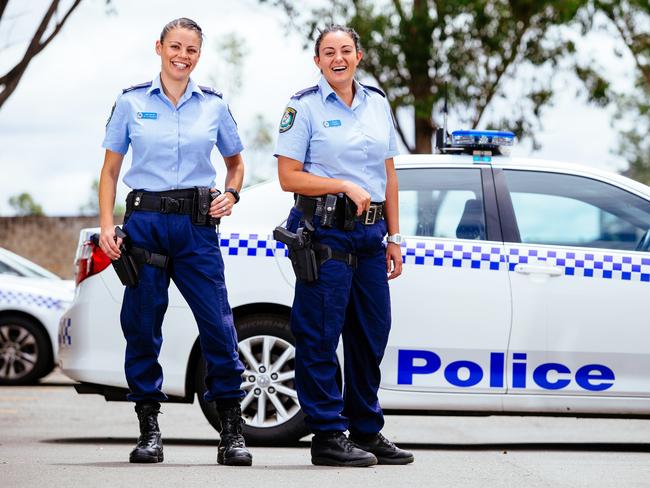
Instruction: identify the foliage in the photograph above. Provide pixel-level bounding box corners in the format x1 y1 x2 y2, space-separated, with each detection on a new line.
261 0 588 152
589 0 649 184
8 192 44 216
615 80 650 185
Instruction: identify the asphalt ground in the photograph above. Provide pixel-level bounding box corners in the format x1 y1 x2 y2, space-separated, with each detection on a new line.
1 370 649 487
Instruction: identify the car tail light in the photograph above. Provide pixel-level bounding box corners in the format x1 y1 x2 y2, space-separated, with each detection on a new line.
75 238 111 285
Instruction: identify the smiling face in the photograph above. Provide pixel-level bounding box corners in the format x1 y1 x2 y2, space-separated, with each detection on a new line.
314 30 362 88
155 27 201 82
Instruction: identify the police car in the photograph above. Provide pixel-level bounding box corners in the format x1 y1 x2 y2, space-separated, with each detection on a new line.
0 248 74 385
58 131 650 444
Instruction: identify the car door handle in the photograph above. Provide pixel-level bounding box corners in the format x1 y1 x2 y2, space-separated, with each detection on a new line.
514 263 563 277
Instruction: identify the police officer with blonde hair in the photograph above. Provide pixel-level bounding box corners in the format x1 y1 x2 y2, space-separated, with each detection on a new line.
98 17 251 466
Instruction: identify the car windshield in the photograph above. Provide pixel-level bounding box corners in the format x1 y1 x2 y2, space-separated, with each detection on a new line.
0 248 61 279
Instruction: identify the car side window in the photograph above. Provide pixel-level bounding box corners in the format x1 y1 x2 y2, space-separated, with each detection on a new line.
0 262 21 276
503 170 650 252
397 168 486 240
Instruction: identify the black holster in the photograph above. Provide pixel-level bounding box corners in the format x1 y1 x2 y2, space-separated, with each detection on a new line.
193 187 221 227
273 226 319 282
273 225 358 283
111 226 169 287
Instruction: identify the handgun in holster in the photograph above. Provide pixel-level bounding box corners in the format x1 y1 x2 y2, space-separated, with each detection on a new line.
273 226 319 282
111 226 169 287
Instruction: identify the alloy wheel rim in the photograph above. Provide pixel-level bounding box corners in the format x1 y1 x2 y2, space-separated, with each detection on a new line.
238 335 300 428
0 324 38 380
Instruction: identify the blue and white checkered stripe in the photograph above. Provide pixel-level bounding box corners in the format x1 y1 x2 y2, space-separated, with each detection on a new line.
402 241 505 270
0 289 66 310
219 233 650 283
220 233 288 258
507 246 650 282
58 317 72 346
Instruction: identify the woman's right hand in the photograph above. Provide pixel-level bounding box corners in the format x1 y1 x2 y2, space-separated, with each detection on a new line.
99 225 122 260
342 181 371 216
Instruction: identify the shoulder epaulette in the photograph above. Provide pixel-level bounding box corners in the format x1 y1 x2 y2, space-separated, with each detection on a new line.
122 81 152 94
361 84 386 98
199 85 223 98
291 85 319 100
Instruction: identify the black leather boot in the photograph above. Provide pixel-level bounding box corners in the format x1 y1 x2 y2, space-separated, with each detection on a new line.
311 431 377 467
350 432 414 465
129 401 164 463
216 404 253 466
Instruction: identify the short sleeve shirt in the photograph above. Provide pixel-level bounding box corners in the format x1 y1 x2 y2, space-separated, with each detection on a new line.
103 75 243 191
274 76 398 202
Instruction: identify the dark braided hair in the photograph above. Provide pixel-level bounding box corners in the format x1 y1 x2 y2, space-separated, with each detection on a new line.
160 17 204 46
314 24 361 56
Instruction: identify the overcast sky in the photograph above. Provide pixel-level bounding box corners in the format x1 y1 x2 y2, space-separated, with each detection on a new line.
0 0 636 216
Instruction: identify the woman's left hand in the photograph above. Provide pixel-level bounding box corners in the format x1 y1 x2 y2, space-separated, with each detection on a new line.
210 189 236 218
386 242 403 280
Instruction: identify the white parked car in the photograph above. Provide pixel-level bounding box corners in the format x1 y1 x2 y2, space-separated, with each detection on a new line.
0 248 74 385
59 133 650 443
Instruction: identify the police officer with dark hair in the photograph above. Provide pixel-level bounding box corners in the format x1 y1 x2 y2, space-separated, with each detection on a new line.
275 25 414 467
98 17 252 466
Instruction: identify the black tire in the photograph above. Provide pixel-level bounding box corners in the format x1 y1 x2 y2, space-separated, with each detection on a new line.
196 313 309 445
0 314 52 386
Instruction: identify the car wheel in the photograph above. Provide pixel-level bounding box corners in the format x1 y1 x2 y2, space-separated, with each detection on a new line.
196 313 309 445
0 315 52 385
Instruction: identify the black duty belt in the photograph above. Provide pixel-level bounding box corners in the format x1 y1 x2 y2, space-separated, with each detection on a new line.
295 194 385 226
126 189 196 214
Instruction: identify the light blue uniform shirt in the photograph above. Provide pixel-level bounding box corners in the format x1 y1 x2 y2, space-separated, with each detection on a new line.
103 74 243 191
274 76 398 202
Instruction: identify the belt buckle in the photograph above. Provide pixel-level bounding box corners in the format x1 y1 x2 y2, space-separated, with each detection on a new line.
160 197 180 214
364 205 377 225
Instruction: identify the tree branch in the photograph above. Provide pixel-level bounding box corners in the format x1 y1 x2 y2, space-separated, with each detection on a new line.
608 11 650 87
472 24 527 128
391 0 406 21
393 111 415 153
0 0 82 109
0 0 9 21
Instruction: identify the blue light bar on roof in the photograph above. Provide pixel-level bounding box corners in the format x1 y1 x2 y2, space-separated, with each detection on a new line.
451 130 515 147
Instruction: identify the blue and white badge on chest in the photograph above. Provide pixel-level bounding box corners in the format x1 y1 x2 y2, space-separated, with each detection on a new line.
323 119 342 128
137 112 158 120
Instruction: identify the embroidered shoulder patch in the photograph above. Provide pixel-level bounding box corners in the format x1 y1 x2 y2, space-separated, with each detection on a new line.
106 102 116 127
279 107 297 133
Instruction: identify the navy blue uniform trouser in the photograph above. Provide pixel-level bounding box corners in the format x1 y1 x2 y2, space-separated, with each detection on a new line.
287 208 391 435
120 211 244 404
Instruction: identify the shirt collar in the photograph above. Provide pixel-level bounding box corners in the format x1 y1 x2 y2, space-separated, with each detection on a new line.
318 75 336 102
146 75 163 96
188 78 205 98
146 74 204 100
318 75 368 106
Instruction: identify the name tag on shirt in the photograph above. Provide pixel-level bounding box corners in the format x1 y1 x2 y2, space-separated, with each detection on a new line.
323 119 342 128
137 112 158 120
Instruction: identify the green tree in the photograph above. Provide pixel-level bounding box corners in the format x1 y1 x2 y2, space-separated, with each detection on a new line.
590 0 649 184
262 0 587 152
8 192 44 216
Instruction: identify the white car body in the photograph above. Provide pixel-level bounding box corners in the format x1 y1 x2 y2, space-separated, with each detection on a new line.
0 248 74 384
58 152 650 442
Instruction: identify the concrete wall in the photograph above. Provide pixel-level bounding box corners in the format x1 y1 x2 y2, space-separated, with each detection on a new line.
0 216 107 279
